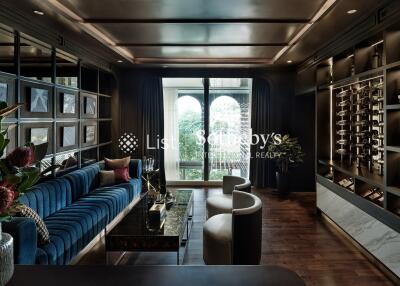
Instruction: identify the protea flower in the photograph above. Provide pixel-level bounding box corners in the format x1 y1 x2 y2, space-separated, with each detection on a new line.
0 185 15 213
6 146 35 168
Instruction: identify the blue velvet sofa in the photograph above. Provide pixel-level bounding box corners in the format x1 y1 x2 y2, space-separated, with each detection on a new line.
3 159 142 265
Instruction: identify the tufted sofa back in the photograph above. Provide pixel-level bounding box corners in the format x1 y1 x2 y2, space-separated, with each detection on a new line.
64 163 100 201
18 178 73 219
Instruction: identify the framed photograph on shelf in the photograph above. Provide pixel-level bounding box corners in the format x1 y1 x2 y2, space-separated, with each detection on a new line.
84 125 96 143
61 93 76 114
0 82 7 102
29 127 48 145
61 126 76 147
84 96 96 115
30 88 49 113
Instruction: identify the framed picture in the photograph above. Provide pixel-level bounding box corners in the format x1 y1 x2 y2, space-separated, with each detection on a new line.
61 93 76 114
84 125 96 143
30 88 49 113
0 82 7 102
84 96 96 115
61 126 76 147
30 127 48 145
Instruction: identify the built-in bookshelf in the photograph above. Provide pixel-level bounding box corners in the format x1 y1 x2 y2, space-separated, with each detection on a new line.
0 24 116 177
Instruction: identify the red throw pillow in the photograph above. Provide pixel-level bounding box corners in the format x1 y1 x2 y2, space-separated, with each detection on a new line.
114 167 129 182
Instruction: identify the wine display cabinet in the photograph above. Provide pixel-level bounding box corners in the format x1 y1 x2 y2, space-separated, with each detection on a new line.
314 23 400 278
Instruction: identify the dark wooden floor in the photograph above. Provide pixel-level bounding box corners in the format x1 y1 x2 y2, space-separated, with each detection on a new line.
78 187 396 286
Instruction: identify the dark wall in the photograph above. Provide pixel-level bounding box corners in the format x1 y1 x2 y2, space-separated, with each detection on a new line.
115 67 315 191
290 93 316 192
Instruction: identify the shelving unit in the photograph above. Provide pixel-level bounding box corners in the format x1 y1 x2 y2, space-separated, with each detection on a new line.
0 24 116 178
315 25 400 234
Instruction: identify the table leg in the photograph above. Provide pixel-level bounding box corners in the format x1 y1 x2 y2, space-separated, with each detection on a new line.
177 249 180 265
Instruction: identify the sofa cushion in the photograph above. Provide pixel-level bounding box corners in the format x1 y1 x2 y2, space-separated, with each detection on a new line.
203 213 233 265
18 177 73 219
64 164 100 201
114 178 141 201
79 187 130 221
39 202 109 265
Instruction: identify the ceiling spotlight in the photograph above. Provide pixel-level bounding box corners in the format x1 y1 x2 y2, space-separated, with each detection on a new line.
287 60 293 64
347 9 357 14
33 10 44 16
117 60 123 63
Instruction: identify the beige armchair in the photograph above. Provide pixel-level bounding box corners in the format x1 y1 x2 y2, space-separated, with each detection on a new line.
206 175 251 218
203 190 262 265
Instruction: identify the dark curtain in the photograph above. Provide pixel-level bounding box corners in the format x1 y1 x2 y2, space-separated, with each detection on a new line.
138 77 166 188
249 78 274 188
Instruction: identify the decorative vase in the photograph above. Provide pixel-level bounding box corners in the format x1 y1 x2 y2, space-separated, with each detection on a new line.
0 222 14 286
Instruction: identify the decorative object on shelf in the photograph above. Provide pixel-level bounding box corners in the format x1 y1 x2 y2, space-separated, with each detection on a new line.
84 125 96 143
29 87 48 113
0 83 7 103
61 93 76 114
84 96 96 115
118 133 139 154
0 102 59 285
29 127 48 145
334 75 384 175
61 126 76 147
267 135 305 194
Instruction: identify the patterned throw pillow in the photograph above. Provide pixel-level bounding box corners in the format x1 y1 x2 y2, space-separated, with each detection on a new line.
17 205 50 245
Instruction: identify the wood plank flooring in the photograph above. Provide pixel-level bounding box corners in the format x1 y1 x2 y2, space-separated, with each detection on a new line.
77 187 397 286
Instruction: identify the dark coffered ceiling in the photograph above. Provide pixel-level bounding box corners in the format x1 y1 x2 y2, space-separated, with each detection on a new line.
1 0 387 67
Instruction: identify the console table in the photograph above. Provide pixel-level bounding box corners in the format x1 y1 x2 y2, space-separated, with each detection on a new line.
8 265 306 286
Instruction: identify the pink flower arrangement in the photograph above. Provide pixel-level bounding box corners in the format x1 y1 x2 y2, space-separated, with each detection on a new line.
6 146 35 168
0 185 16 213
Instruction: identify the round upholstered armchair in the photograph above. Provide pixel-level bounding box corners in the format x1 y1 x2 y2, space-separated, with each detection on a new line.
206 175 251 218
203 190 262 265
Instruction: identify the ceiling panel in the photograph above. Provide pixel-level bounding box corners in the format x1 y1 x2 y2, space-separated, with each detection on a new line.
279 0 384 64
96 23 302 44
59 0 324 20
128 46 282 59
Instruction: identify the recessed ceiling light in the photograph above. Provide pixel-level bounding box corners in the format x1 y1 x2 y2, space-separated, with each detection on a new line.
287 60 293 64
347 9 357 14
33 10 44 16
117 60 123 63
163 65 168 68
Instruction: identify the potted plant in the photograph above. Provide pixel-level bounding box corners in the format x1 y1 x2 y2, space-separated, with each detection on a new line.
267 134 305 194
0 102 58 285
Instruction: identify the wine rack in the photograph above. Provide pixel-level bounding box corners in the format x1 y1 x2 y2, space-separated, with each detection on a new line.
334 75 384 175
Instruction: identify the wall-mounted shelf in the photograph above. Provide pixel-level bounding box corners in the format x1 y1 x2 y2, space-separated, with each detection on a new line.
0 24 116 178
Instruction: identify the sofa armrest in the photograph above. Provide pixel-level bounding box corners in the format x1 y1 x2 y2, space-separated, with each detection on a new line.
129 159 142 179
2 217 37 264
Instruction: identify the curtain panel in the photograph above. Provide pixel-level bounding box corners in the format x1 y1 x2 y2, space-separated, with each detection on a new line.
139 77 166 188
249 78 274 188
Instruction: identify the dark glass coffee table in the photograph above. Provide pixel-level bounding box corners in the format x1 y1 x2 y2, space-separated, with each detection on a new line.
105 190 194 265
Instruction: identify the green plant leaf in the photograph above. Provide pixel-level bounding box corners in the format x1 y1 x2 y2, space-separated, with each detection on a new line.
32 142 47 162
5 174 22 185
16 167 40 193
